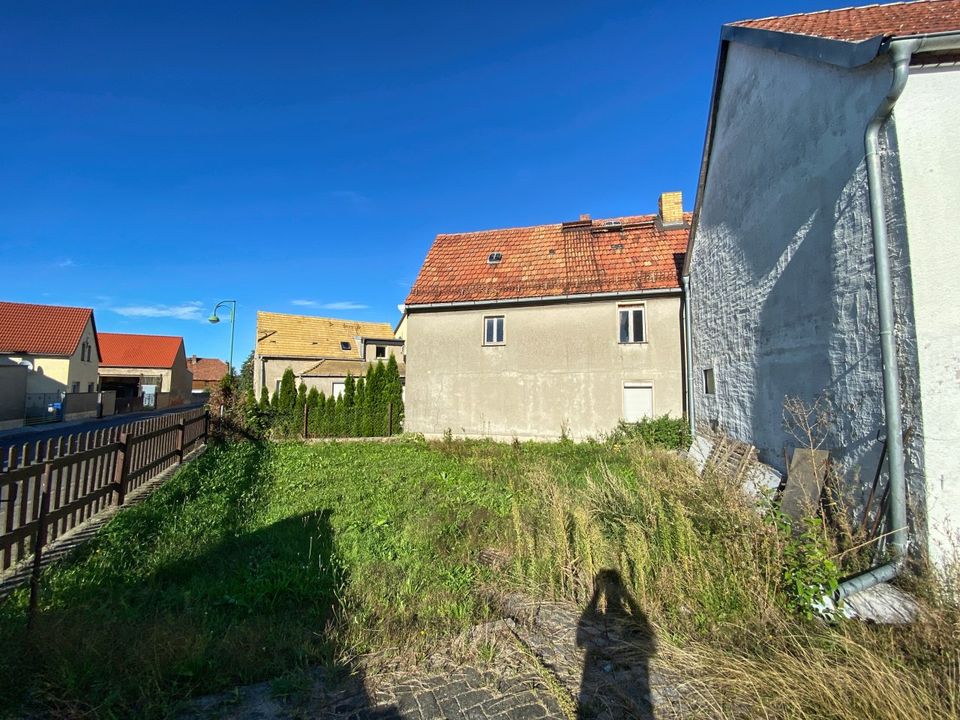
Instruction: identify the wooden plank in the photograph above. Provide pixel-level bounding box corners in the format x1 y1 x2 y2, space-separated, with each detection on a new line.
46 483 117 525
780 448 830 522
126 449 179 484
2 446 17 569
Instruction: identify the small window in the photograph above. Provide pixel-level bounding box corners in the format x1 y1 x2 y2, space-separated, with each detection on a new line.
618 304 646 343
375 345 386 359
487 252 502 264
87 383 94 393
340 341 351 351
71 382 79 394
703 368 716 395
483 316 505 345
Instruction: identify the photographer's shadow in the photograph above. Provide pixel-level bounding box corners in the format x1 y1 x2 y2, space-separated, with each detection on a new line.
576 569 657 719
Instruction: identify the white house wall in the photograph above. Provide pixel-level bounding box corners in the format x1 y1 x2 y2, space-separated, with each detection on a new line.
895 63 960 564
405 295 684 441
690 43 925 536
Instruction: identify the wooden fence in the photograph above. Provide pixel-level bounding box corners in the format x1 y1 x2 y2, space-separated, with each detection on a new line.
0 407 208 575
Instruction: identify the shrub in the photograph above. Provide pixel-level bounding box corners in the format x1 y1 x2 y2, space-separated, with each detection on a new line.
607 415 691 450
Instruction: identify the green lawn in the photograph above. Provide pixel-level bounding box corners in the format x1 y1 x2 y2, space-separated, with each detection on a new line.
0 438 956 719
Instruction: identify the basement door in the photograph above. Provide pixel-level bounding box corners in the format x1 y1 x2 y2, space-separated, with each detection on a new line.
623 384 654 422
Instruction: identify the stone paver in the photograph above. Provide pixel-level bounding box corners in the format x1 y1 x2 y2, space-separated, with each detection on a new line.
183 577 706 719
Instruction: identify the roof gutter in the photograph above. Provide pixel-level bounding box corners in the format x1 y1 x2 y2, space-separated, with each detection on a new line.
681 275 695 437
405 287 681 312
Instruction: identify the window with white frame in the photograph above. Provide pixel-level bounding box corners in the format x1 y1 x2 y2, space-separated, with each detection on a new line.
483 315 505 345
618 304 646 343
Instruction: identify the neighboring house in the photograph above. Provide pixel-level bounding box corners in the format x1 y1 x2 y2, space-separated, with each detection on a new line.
0 301 101 396
98 333 193 407
404 192 690 441
0 360 28 430
254 311 403 399
685 0 960 564
185 356 228 391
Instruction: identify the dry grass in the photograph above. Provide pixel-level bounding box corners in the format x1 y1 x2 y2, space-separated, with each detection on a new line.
499 442 960 719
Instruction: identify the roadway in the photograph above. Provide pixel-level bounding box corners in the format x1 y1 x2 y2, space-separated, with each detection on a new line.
0 401 206 457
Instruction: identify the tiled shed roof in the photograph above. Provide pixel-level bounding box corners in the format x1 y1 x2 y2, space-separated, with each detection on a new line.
98 333 184 369
256 312 396 359
731 0 960 42
186 356 228 382
406 214 690 306
0 301 94 357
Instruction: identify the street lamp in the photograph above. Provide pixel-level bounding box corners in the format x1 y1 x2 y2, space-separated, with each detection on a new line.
208 300 237 376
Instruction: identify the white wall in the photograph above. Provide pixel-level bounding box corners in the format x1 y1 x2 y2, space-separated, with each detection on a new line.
689 43 927 542
896 64 960 564
406 295 684 440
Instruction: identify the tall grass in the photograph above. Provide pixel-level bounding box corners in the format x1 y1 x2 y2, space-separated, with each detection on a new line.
0 437 956 718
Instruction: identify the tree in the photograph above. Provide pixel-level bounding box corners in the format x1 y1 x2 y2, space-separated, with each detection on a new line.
277 368 297 413
344 374 356 408
238 350 255 394
353 377 366 437
384 354 404 434
296 382 308 414
259 386 271 413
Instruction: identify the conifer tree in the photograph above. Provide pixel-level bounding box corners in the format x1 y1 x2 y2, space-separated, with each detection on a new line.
384 354 404 434
296 382 307 413
344 374 356 407
353 377 366 437
334 394 346 436
259 386 271 413
325 394 337 436
306 387 320 434
278 368 297 413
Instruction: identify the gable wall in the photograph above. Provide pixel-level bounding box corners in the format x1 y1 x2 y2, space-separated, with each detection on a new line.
689 42 926 539
405 295 683 440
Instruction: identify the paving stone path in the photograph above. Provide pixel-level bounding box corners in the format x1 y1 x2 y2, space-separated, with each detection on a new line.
183 576 703 719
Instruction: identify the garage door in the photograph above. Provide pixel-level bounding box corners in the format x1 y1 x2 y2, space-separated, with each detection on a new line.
623 384 653 422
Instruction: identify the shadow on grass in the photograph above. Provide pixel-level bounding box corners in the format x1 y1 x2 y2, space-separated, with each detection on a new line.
0 441 402 718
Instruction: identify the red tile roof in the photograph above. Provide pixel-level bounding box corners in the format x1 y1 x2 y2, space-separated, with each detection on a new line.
98 332 184 369
732 0 960 42
0 301 94 357
406 214 690 305
186 356 228 382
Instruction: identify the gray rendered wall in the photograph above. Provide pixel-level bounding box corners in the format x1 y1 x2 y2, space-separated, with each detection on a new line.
689 42 924 532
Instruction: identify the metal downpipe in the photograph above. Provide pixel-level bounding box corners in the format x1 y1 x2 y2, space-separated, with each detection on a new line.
682 275 696 437
836 38 920 601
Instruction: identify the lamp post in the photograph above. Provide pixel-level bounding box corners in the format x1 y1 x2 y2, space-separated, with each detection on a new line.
208 300 237 377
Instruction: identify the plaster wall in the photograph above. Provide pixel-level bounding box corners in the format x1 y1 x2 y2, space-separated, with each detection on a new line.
99 367 173 394
896 63 960 564
405 295 684 440
689 43 924 528
0 365 27 423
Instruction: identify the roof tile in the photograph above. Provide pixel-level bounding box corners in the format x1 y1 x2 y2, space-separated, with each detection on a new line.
0 301 93 357
406 213 690 305
732 0 960 42
99 333 184 369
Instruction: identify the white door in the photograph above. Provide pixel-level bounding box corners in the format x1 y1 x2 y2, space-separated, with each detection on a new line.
623 384 653 422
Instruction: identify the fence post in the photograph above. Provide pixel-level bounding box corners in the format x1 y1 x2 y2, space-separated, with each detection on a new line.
303 403 309 439
387 401 393 437
203 410 210 443
113 432 130 506
27 463 52 630
176 420 185 464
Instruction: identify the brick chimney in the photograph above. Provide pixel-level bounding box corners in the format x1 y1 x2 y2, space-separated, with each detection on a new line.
579 213 591 222
658 191 684 228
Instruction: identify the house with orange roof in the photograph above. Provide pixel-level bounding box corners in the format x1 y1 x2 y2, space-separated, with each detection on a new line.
0 301 101 427
685 0 960 569
98 332 193 408
403 192 690 440
0 301 100 396
186 356 229 392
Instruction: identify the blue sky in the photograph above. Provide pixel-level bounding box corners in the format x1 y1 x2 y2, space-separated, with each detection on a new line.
1 0 834 363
